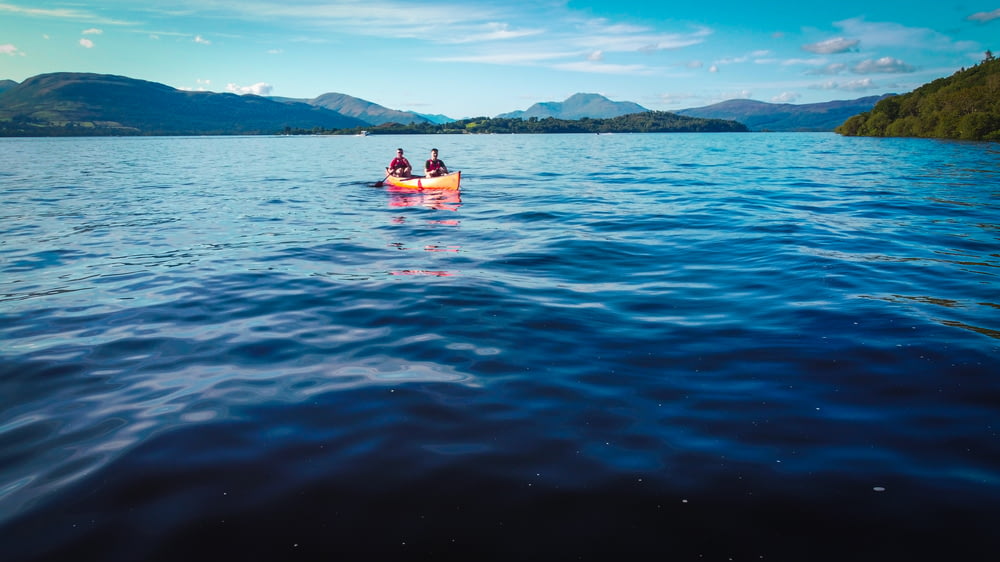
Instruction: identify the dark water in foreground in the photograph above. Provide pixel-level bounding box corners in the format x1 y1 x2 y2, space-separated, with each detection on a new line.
1 133 998 560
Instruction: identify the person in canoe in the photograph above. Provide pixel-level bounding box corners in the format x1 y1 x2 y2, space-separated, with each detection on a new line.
386 148 412 177
424 148 449 178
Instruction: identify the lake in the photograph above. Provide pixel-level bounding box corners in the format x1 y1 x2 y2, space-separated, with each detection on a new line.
1 133 998 561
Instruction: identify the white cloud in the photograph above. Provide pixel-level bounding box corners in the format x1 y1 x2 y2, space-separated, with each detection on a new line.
194 35 211 45
709 65 719 73
967 9 1000 23
267 49 283 55
802 37 859 54
227 82 273 96
584 19 649 35
252 1 495 27
805 62 848 75
783 57 828 66
716 56 745 65
84 1 709 79
834 17 975 52
1 43 20 55
771 92 801 103
0 2 134 25
443 22 544 44
82 28 103 35
154 1 514 41
478 23 542 41
79 38 94 48
853 57 915 74
842 78 876 90
809 78 876 91
686 60 703 69
430 50 581 65
715 50 772 66
429 16 710 76
179 79 212 92
576 21 711 53
551 60 654 75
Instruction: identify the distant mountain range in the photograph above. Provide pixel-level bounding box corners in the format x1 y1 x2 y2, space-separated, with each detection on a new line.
0 72 891 136
271 92 434 125
497 93 648 120
498 92 890 131
676 95 894 132
0 73 367 135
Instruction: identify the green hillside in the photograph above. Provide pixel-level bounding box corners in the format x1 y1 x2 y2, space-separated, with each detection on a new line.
0 72 367 136
312 111 748 135
836 54 1000 141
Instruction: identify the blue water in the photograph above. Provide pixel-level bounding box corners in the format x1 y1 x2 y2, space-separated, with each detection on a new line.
1 133 998 561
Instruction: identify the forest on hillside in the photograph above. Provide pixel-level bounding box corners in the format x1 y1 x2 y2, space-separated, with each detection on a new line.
836 53 1000 141
308 111 749 135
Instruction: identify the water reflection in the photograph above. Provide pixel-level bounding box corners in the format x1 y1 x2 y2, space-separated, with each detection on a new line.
386 187 462 276
387 186 462 211
389 270 455 277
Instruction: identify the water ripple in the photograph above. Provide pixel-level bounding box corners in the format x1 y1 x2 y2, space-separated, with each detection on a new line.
1 134 998 560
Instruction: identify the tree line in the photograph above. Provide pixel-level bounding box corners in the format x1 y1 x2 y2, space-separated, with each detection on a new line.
836 53 1000 141
284 111 749 136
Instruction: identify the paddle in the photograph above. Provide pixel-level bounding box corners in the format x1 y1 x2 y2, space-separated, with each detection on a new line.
374 172 390 187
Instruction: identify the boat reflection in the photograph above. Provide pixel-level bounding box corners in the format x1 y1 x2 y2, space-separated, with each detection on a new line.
385 186 461 276
387 186 462 211
389 270 455 277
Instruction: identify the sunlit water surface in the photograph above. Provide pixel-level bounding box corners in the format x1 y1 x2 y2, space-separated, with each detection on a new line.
2 133 998 560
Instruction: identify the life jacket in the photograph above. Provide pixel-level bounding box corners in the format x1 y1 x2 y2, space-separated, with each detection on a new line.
426 158 444 172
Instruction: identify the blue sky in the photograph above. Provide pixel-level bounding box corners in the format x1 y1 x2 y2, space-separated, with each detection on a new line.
1 1 998 118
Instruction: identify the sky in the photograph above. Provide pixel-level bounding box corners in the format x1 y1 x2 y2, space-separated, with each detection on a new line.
1 1 998 118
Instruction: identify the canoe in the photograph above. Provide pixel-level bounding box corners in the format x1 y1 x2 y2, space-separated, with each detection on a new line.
384 171 461 190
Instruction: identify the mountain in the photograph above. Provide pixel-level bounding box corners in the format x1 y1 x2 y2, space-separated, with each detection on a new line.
836 55 1000 141
414 112 455 125
271 93 453 125
676 95 893 132
307 93 432 125
0 72 368 136
0 79 17 94
497 93 648 120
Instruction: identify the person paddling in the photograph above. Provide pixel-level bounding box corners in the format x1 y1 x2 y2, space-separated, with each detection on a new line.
386 148 411 177
424 148 449 178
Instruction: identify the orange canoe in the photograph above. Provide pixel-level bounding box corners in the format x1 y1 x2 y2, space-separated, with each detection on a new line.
384 171 461 190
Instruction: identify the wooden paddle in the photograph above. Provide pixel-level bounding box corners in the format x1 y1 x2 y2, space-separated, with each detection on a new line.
374 172 390 187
